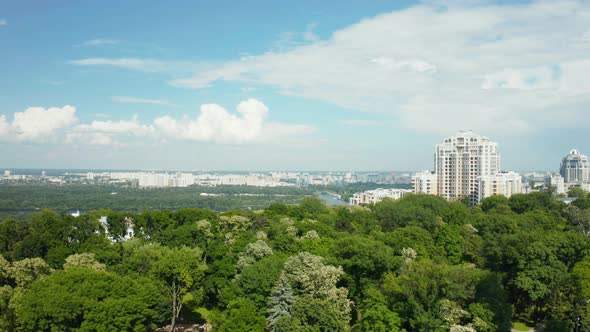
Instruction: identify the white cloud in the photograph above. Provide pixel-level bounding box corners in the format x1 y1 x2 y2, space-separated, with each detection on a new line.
272 23 320 52
68 115 154 146
168 62 247 89
0 100 313 146
370 57 437 73
0 106 78 142
111 96 175 106
81 39 117 46
0 116 11 136
69 58 167 72
0 19 6 26
154 99 315 144
166 1 590 135
73 115 154 135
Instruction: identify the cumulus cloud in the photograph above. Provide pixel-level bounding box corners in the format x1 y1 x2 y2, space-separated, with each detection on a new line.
0 100 313 146
111 96 175 106
67 115 155 146
0 106 78 141
154 99 315 144
165 1 590 135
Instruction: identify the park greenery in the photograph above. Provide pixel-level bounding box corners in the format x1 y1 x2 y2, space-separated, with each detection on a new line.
1 191 590 331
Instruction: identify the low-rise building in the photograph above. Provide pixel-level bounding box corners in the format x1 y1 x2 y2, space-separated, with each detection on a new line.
349 188 412 205
546 173 566 195
477 171 522 202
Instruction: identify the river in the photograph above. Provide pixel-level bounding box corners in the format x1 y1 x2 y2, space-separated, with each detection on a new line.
317 193 347 206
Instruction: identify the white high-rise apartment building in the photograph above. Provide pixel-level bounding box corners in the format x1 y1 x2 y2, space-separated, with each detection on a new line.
560 149 590 183
478 171 522 202
435 131 500 204
412 171 438 195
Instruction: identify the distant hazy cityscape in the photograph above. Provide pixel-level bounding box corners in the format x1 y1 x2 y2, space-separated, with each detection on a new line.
3 130 588 208
0 169 412 188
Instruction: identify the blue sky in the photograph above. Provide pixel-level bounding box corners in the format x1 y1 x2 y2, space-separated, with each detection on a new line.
1 0 589 171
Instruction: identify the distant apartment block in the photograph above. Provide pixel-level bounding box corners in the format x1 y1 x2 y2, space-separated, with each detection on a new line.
477 171 522 202
435 131 501 204
412 171 438 195
560 149 590 183
349 188 412 205
413 131 522 204
546 173 566 195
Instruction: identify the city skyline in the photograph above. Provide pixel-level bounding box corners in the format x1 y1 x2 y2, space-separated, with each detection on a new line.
2 1 590 170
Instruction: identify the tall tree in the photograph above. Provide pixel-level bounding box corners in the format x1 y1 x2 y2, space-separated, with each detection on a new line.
267 273 295 331
152 246 206 332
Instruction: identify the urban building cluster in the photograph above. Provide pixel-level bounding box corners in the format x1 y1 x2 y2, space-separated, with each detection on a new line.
110 171 410 188
411 131 523 204
1 169 412 188
411 131 590 204
349 131 590 206
544 149 590 194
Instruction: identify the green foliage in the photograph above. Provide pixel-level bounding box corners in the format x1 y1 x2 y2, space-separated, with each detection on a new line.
379 225 436 258
330 235 398 297
16 268 164 331
563 205 590 237
275 294 352 332
513 242 567 304
0 255 53 331
217 297 267 332
508 192 561 214
118 243 207 330
298 197 329 217
0 192 588 331
383 260 491 331
237 240 274 272
373 197 440 231
283 252 344 297
480 195 510 212
63 253 106 271
234 255 285 309
435 224 465 265
355 287 404 332
568 187 588 199
572 196 590 210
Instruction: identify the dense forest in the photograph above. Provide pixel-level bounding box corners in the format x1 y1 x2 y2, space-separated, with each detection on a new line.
2 191 590 331
0 183 409 215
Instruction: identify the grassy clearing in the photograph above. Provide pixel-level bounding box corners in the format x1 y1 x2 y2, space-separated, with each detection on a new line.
512 322 534 331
